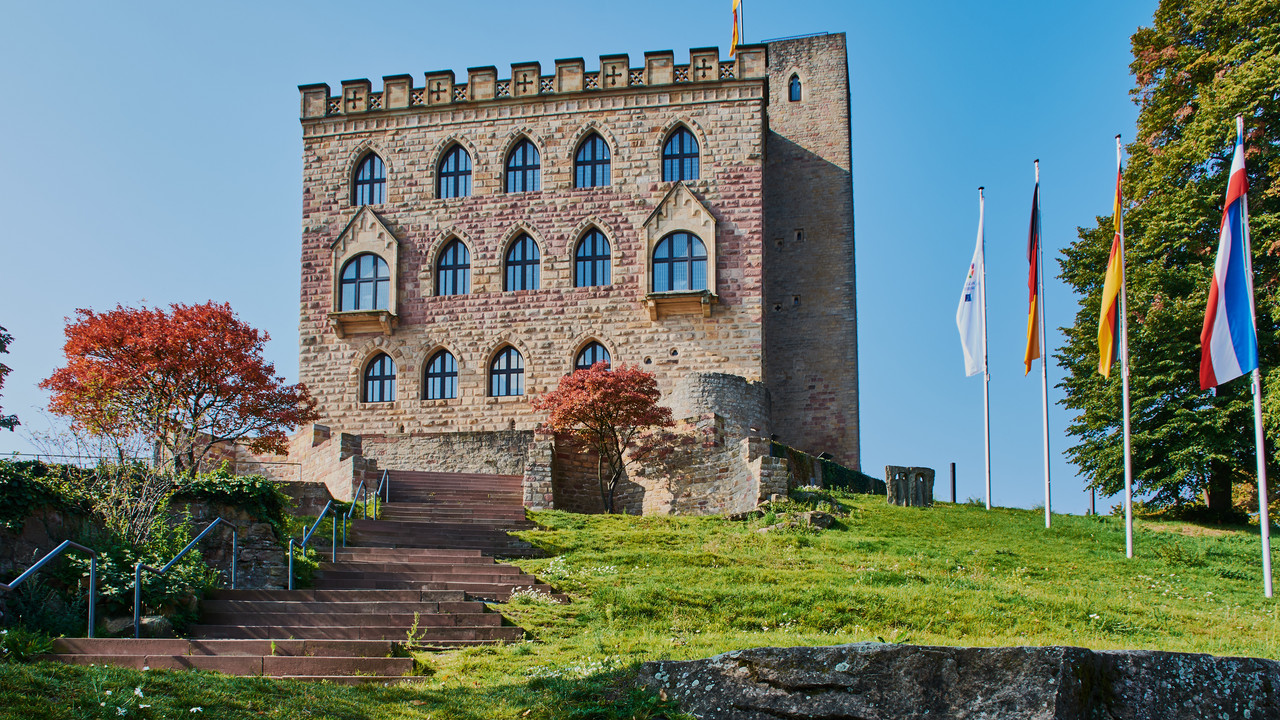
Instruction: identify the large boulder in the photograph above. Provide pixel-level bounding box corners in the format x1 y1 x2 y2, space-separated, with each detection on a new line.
637 642 1280 719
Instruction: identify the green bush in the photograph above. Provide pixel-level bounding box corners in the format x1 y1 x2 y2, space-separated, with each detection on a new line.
175 467 292 534
0 627 53 663
0 460 88 530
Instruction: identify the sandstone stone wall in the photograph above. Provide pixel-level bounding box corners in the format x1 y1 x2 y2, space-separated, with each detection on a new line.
763 33 860 468
360 430 532 475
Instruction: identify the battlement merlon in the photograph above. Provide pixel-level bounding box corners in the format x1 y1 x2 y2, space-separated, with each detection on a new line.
298 45 767 120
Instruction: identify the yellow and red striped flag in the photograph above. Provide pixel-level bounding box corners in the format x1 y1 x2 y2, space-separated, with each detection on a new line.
1024 182 1042 375
1098 155 1124 377
731 0 742 57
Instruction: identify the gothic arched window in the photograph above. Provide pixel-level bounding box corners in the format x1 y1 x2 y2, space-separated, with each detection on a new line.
662 127 699 182
436 240 470 296
363 353 396 403
575 342 611 371
789 74 802 102
505 139 541 193
652 232 708 292
438 145 472 199
490 347 525 397
424 350 458 400
574 230 611 287
505 235 541 291
339 253 390 311
353 153 386 205
574 134 611 188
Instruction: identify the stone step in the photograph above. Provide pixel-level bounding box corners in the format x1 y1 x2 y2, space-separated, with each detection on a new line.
205 588 469 603
333 547 491 561
188 624 525 642
42 652 412 677
51 638 398 658
318 561 523 575
199 611 506 627
201 599 487 615
326 579 559 599
314 570 530 584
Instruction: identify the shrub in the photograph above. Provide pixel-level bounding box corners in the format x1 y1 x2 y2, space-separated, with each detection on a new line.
175 468 292 534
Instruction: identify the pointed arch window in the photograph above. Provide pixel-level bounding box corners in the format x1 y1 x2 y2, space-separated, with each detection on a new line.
340 253 390 311
490 347 525 397
505 139 541 193
574 230 611 287
574 134 611 188
652 232 708 292
438 145 472 199
662 128 699 182
575 342 611 371
424 350 458 400
436 240 471 296
788 74 802 102
505 235 541 291
353 153 386 205
364 353 396 403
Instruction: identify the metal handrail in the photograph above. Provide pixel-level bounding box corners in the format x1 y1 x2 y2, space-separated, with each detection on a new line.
0 540 97 638
341 470 390 546
133 516 239 638
287 501 336 590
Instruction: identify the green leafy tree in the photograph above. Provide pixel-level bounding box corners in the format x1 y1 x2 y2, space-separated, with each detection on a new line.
1058 0 1280 513
0 325 17 431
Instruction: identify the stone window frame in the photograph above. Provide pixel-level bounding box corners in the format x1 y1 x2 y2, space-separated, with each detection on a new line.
429 135 483 201
572 226 612 288
788 73 803 102
423 347 460 401
498 223 548 293
502 135 543 194
488 345 526 398
435 238 472 296
328 207 400 337
573 339 613 372
573 132 612 189
338 252 391 311
653 117 711 186
342 140 395 210
436 144 474 199
362 352 397 404
641 182 719 320
484 336 534 401
422 227 480 297
566 122 621 192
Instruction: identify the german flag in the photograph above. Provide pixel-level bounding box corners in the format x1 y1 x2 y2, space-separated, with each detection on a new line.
1024 182 1042 375
1098 156 1124 377
731 0 742 57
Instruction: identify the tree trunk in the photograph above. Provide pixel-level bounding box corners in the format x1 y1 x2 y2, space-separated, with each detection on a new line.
1205 458 1235 520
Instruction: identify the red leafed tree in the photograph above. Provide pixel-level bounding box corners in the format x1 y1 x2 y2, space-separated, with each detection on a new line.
41 302 318 474
532 363 673 513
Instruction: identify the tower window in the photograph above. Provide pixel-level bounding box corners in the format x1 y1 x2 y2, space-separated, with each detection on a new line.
574 230 611 287
788 74 802 102
363 353 396 403
490 347 525 397
575 134 611 188
436 240 471 296
339 253 390 311
505 139 541 193
652 232 707 292
575 342 611 371
438 145 472 199
662 128 699 182
353 153 386 205
424 350 458 400
505 235 541 291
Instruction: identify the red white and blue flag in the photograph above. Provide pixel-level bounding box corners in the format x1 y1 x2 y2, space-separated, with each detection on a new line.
1199 129 1257 390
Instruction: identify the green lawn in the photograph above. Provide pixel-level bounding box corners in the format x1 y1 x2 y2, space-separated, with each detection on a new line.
4 492 1277 719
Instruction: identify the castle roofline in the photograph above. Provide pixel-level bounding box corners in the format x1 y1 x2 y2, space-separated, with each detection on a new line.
299 44 768 120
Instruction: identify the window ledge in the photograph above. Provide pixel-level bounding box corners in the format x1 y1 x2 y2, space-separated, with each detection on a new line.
645 290 717 320
329 310 398 338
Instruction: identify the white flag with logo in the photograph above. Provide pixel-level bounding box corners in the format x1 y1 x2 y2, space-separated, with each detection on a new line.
956 202 986 377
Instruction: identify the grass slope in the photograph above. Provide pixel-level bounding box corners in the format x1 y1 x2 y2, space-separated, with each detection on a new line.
4 492 1277 719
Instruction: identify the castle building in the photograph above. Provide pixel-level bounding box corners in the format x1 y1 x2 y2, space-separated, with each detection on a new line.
289 33 858 515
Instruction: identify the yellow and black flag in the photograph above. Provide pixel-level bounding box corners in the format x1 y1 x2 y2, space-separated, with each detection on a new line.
731 0 742 57
1024 182 1042 375
1098 157 1124 377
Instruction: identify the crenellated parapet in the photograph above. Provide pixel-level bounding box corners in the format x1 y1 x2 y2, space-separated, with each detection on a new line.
298 45 767 120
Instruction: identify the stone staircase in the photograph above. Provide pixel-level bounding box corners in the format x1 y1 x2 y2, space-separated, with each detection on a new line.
42 470 560 682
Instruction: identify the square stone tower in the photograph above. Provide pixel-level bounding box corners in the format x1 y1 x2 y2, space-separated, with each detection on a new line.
291 34 857 513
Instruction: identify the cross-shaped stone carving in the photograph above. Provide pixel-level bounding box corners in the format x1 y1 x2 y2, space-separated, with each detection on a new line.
516 73 533 93
604 66 622 87
696 58 714 79
346 94 363 111
430 81 447 102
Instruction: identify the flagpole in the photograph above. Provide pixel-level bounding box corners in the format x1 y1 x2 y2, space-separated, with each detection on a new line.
980 187 992 511
1036 160 1052 529
1236 114 1273 598
1118 135 1135 558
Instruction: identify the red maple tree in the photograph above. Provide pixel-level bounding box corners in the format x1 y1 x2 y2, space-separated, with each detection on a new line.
41 302 318 474
532 363 674 513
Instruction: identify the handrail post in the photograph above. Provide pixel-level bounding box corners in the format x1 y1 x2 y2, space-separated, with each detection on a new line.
231 530 238 590
331 507 337 562
287 539 295 591
88 555 97 639
133 563 143 639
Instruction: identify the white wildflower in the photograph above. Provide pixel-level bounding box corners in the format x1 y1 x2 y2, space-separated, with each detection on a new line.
134 687 144 698
117 708 127 716
190 708 203 714
105 690 113 696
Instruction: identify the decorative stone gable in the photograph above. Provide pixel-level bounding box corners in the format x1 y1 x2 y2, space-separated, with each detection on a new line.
642 182 718 319
328 207 400 338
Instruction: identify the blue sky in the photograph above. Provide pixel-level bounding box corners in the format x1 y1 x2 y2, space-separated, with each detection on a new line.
0 0 1157 514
